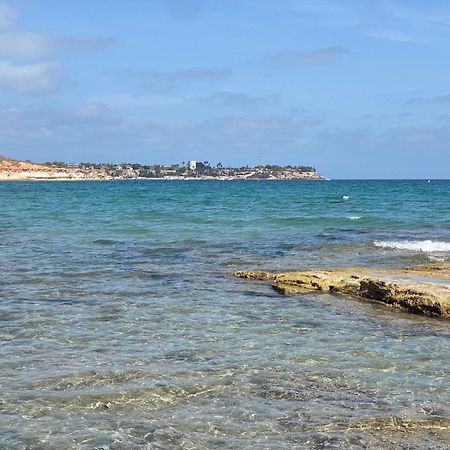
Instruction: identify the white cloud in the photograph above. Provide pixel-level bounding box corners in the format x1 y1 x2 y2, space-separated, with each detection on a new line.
0 61 64 94
0 2 112 94
0 31 52 60
0 32 113 60
0 103 123 139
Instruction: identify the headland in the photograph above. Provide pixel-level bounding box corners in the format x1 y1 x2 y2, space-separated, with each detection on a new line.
0 156 326 181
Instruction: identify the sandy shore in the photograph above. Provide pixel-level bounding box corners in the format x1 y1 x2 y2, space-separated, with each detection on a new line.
0 173 110 181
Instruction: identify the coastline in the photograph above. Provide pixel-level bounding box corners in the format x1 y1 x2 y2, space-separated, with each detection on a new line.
0 156 326 181
0 174 328 182
0 158 111 182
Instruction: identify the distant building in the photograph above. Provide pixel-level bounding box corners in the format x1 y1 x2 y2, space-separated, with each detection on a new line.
188 160 197 171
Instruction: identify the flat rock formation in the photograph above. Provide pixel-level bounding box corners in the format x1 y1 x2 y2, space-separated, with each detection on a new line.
234 264 450 319
0 156 110 181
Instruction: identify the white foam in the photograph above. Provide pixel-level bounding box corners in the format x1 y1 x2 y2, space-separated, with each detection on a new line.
429 255 447 262
342 195 350 200
373 240 450 253
347 216 362 220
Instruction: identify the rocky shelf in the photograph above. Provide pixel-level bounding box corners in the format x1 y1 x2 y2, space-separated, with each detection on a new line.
234 264 450 319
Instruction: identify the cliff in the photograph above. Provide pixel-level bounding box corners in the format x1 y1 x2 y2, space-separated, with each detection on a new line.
0 156 110 181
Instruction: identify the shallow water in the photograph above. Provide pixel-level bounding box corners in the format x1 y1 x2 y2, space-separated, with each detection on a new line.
1 180 449 449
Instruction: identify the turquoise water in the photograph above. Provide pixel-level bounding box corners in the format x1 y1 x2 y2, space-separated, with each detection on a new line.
1 180 449 449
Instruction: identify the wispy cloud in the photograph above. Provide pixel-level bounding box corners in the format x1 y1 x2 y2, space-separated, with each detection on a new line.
199 91 279 110
0 32 112 61
0 2 112 94
140 67 230 92
407 93 450 105
430 93 450 104
375 2 450 28
0 105 320 163
431 14 450 25
0 32 52 60
273 46 347 65
364 29 425 43
167 67 230 81
315 123 450 178
201 113 322 141
363 112 413 120
0 103 123 133
159 0 204 22
0 103 128 162
56 36 114 55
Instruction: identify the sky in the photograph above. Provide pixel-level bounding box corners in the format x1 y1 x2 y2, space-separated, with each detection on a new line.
0 0 450 178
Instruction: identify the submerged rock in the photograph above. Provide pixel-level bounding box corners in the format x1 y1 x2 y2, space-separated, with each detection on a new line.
234 264 450 319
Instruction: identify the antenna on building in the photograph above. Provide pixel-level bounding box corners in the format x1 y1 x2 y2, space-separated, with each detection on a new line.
259 151 262 167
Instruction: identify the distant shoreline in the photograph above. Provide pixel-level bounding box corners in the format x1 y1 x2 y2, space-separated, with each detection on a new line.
0 156 326 181
0 176 329 182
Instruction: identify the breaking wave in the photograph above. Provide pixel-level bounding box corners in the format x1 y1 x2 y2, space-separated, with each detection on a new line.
373 240 450 253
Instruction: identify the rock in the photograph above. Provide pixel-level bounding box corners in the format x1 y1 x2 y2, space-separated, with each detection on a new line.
234 265 450 319
233 270 275 281
0 156 110 181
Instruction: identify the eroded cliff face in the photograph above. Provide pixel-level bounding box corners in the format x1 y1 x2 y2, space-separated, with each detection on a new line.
0 157 109 180
234 264 450 319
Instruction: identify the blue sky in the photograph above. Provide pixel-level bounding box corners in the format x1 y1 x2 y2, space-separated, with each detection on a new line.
1 0 450 178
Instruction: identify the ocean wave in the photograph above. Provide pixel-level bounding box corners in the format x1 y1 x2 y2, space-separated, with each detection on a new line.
429 255 448 262
373 240 450 253
347 216 362 220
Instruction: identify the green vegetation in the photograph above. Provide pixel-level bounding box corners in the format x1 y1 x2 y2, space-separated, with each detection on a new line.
44 161 67 168
2 156 322 179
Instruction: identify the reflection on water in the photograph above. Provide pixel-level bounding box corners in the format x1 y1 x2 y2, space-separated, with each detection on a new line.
0 180 449 448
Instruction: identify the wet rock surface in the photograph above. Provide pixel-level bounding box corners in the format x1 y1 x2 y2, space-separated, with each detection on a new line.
234 264 450 319
233 270 276 281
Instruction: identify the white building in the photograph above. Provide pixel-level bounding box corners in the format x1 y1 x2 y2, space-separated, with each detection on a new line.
188 160 197 171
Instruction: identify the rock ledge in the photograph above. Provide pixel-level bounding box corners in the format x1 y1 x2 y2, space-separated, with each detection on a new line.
234 265 450 319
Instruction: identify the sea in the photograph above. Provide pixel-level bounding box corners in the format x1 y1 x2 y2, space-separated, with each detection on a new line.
1 179 449 449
